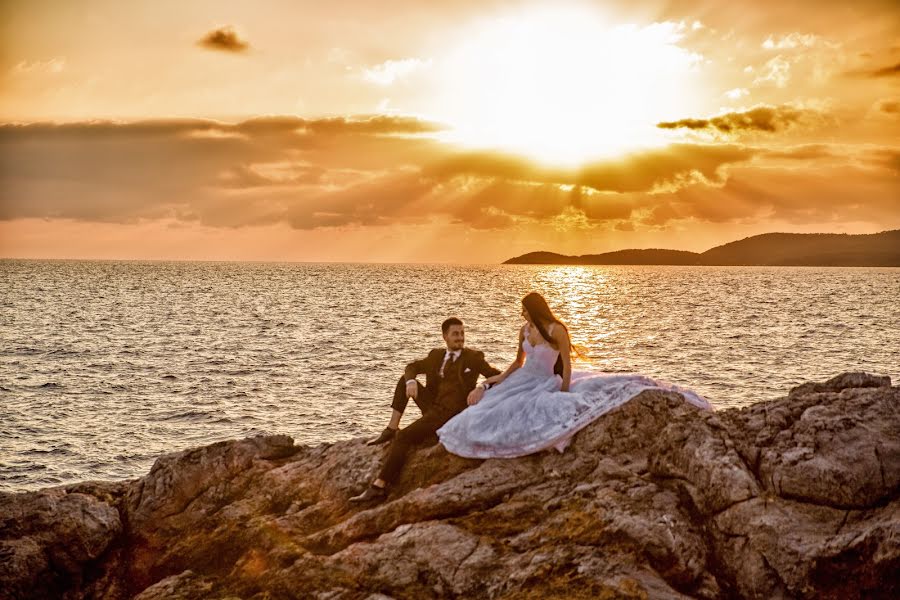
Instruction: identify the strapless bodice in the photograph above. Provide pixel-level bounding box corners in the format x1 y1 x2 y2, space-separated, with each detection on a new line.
522 336 560 376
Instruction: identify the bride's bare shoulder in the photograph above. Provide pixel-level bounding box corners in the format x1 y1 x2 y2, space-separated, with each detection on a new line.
549 321 571 344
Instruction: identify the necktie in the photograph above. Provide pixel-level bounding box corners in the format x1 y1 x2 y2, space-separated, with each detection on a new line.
441 351 458 376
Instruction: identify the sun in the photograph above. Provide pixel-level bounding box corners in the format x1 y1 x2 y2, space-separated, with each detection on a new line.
429 6 707 166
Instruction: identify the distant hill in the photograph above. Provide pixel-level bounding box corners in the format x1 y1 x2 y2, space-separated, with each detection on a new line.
505 249 700 265
503 230 900 266
697 231 900 266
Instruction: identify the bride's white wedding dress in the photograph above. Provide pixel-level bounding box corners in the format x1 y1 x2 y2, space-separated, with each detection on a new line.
437 324 712 459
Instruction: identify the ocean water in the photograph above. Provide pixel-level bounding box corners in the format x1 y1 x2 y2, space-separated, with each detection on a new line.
1 260 898 492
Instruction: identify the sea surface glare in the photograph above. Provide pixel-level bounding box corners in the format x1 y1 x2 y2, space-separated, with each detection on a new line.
1 260 898 491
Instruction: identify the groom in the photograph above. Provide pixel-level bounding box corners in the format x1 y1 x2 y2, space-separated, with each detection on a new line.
350 317 500 503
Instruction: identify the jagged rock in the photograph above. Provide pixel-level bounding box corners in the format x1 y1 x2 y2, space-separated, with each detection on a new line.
0 488 123 600
649 409 760 515
787 371 891 397
710 496 900 599
723 372 898 508
131 571 215 600
1 372 897 600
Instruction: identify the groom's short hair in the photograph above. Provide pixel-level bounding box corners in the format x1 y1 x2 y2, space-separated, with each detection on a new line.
442 317 464 334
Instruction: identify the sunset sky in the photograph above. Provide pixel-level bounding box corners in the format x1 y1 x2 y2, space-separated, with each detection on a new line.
1 0 898 262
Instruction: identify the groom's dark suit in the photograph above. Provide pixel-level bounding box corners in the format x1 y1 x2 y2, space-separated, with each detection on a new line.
379 347 501 484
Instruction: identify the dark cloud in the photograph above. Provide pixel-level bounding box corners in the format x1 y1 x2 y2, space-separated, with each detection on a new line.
198 27 249 53
1 116 895 234
639 160 900 227
302 115 446 135
844 61 900 78
425 144 757 193
762 144 834 160
218 163 325 189
577 144 756 192
875 98 900 115
0 115 445 139
861 148 900 174
657 105 827 135
454 180 570 224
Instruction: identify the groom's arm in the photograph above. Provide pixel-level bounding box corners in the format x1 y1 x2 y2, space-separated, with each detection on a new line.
466 350 501 406
404 350 439 381
472 351 502 378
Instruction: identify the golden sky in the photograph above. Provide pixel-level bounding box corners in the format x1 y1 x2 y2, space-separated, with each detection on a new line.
1 0 898 262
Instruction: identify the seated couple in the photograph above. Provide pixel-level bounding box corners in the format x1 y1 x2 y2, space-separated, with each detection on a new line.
350 292 711 503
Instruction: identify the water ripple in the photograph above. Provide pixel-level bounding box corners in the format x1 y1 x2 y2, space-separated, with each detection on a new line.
1 260 898 491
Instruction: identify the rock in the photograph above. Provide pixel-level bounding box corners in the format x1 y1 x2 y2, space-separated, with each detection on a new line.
0 488 122 600
132 571 214 600
723 377 900 509
1 372 897 599
649 409 760 515
788 371 891 397
710 496 900 599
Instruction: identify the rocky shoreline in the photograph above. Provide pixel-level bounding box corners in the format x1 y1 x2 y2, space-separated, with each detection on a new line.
2 372 898 599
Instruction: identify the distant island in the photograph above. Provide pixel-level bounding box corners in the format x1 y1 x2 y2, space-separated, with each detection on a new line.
504 230 900 266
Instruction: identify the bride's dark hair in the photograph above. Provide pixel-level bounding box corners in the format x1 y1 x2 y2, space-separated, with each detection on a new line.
522 292 568 376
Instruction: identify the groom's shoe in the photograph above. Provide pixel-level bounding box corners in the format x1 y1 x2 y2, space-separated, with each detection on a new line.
349 484 387 504
366 427 397 446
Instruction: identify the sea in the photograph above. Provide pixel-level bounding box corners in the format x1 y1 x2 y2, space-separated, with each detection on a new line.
1 260 898 492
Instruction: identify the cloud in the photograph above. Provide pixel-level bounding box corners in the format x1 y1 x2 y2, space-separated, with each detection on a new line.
762 144 834 160
762 33 819 50
198 27 249 53
300 115 446 135
861 147 900 174
1 116 895 236
0 115 445 140
0 116 446 227
425 144 756 193
873 98 900 116
636 160 899 227
657 105 829 135
218 162 325 188
844 61 900 78
363 58 431 86
753 55 791 87
724 88 749 100
11 58 66 74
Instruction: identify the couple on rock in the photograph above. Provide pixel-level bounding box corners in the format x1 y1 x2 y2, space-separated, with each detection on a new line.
350 292 711 503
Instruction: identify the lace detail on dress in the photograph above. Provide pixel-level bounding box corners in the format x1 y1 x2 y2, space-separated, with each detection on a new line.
521 323 560 376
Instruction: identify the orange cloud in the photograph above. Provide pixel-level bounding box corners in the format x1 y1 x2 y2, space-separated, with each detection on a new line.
1 117 896 238
874 98 900 115
844 61 900 78
762 144 834 160
657 105 828 135
198 26 249 53
426 144 757 193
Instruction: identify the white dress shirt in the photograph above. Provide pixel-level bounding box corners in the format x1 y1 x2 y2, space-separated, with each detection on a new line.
439 349 462 376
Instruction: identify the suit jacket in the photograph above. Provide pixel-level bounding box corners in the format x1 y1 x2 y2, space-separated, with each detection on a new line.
404 347 501 411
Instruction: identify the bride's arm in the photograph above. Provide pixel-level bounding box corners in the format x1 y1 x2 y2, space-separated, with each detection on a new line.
467 327 525 406
484 325 526 386
551 324 572 392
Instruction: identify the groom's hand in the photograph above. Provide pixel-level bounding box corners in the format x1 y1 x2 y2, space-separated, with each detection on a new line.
467 387 484 406
406 380 418 400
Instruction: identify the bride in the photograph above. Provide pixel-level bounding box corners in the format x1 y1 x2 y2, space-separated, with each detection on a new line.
437 292 712 458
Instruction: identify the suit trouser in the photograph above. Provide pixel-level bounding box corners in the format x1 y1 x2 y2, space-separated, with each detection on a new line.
390 375 435 414
378 406 457 484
